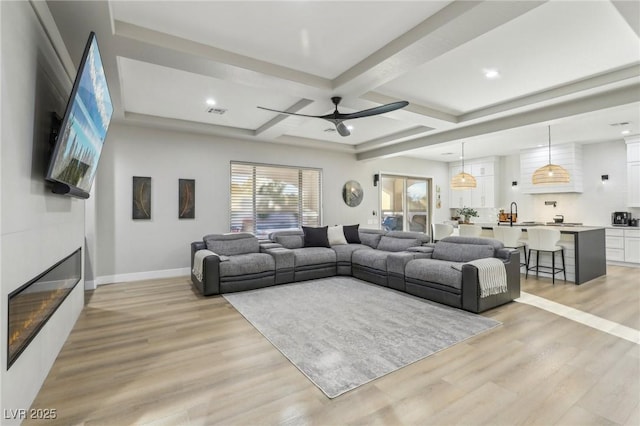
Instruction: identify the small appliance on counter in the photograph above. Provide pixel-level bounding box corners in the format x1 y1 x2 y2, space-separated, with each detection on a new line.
612 211 631 226
553 214 564 224
629 218 638 227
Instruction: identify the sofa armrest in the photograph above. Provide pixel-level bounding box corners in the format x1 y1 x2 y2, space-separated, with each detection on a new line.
461 250 520 313
191 241 222 296
260 242 283 252
406 246 434 256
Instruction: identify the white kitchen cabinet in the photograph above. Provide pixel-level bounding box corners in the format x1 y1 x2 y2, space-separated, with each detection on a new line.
606 228 640 264
627 139 640 208
449 158 497 209
624 229 640 263
627 160 640 207
605 228 625 262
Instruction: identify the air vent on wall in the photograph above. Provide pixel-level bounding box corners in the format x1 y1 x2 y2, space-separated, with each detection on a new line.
609 122 630 127
206 107 227 115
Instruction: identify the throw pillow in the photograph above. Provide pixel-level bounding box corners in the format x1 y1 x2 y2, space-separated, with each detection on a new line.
342 224 361 244
327 225 348 246
302 226 330 248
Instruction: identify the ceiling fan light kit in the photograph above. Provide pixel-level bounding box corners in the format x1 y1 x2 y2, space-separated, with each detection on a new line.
532 126 570 185
257 96 409 137
451 142 477 190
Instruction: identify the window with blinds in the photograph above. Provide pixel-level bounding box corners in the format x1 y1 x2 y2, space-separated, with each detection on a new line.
230 162 322 236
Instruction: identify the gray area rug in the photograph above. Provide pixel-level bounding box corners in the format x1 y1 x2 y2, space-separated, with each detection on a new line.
223 277 500 398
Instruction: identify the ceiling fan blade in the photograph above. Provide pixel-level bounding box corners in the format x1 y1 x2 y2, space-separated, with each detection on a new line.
335 121 351 137
257 105 320 118
341 101 409 120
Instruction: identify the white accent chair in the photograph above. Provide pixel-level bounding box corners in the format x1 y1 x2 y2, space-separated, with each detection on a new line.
432 223 454 242
525 227 566 284
458 224 482 237
492 226 527 267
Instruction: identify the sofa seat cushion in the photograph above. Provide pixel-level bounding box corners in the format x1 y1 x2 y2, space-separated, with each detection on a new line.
352 249 392 272
292 247 336 267
331 244 372 263
405 258 464 290
219 253 275 278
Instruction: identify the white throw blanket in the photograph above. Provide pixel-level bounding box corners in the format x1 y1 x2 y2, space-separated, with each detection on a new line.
466 258 508 298
192 249 217 281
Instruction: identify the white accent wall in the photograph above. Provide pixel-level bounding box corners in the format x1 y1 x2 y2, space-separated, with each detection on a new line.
0 1 84 421
93 123 450 283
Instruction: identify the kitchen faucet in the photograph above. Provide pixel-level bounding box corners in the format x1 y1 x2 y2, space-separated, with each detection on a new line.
510 202 518 227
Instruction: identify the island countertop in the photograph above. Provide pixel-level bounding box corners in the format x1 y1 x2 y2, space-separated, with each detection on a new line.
475 223 606 233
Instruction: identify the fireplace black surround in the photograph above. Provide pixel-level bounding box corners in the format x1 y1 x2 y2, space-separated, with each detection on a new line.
7 248 81 368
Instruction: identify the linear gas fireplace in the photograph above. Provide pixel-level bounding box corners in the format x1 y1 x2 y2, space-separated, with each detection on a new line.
8 248 81 368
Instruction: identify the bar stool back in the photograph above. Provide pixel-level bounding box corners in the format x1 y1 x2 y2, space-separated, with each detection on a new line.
493 226 527 266
525 227 566 284
432 223 454 242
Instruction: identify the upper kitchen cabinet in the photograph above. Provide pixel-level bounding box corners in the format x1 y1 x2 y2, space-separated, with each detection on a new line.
626 137 640 207
519 143 583 194
449 157 498 209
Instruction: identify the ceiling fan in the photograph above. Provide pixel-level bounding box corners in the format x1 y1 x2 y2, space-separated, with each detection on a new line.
257 96 409 137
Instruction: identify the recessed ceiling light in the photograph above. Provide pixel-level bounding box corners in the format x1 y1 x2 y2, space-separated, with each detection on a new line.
622 129 631 135
205 98 216 106
484 69 500 79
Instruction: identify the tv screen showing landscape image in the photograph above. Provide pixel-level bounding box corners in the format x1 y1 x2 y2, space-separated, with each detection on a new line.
46 32 112 198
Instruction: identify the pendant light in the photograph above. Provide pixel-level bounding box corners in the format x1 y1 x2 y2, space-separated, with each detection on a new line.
451 142 477 189
532 126 570 185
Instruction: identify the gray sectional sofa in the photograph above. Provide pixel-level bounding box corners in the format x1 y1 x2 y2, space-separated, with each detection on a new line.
190 227 520 313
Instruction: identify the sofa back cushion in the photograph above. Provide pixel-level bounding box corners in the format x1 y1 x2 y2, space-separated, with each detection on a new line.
204 233 259 256
377 236 421 252
358 228 386 249
432 239 496 262
269 230 304 249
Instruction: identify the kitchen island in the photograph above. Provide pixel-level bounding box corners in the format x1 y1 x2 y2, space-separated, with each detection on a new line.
477 224 606 284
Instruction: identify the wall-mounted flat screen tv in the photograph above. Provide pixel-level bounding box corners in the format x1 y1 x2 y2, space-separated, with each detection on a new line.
46 31 113 199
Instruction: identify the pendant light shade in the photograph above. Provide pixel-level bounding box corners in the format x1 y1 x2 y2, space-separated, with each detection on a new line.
532 126 570 185
451 142 477 189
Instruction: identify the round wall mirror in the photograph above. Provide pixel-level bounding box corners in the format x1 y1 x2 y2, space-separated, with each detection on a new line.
342 180 363 207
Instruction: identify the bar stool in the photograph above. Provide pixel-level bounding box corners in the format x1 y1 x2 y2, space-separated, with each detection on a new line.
492 226 527 267
459 224 482 237
525 227 566 284
432 223 454 242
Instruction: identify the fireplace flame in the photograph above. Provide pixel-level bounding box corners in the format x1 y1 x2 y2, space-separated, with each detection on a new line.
8 287 65 348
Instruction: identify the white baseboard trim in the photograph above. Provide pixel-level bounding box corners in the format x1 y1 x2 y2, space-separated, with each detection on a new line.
85 280 96 291
94 268 191 286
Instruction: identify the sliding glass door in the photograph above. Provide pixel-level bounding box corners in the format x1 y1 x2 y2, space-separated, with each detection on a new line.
380 174 431 234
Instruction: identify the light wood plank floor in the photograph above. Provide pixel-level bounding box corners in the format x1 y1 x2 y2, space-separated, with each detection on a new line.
26 266 639 426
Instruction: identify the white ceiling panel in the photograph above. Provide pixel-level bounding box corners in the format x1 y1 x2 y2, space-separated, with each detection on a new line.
118 57 299 129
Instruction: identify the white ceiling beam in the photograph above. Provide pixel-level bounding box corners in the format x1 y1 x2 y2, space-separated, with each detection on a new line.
612 0 640 37
459 64 640 122
254 99 315 136
357 84 640 160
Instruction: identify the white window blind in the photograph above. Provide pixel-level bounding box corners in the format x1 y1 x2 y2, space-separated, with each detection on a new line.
230 162 322 235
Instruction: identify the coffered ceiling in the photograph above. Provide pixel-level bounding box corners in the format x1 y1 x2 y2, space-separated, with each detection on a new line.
46 0 640 161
